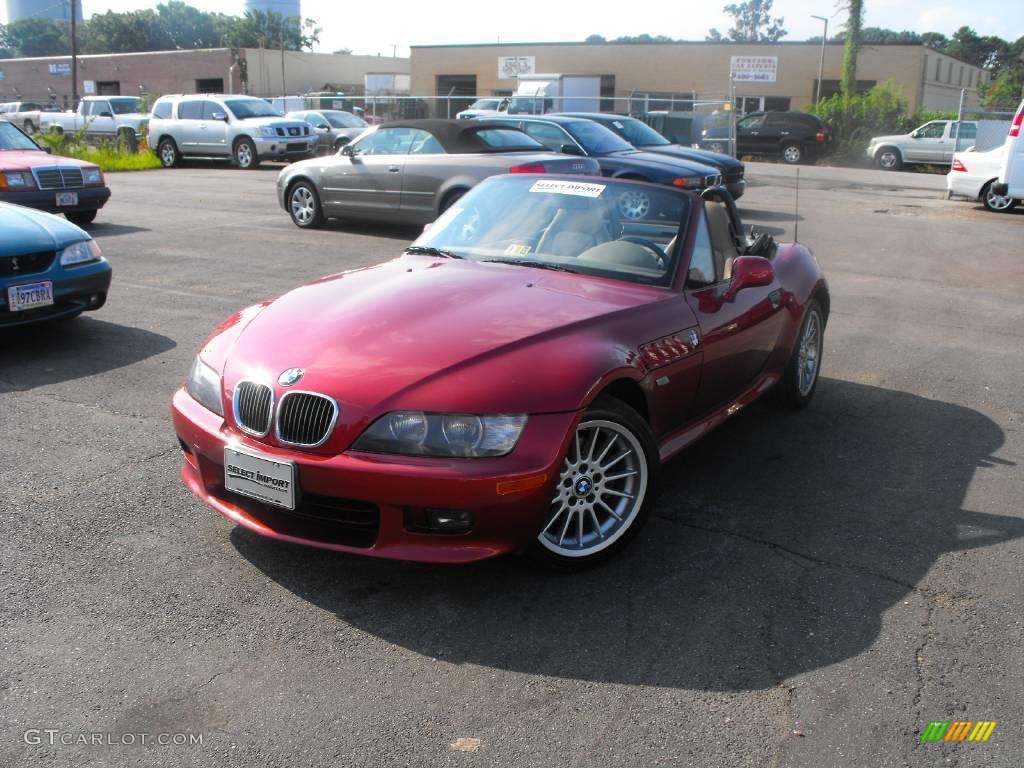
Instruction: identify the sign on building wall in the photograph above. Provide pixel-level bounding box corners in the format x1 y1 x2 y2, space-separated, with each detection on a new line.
0 70 5 81
730 56 777 83
497 55 536 80
83 80 96 94
48 63 72 76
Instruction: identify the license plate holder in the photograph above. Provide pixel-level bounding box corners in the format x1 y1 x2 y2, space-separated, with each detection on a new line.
7 281 54 312
224 447 296 510
56 191 79 207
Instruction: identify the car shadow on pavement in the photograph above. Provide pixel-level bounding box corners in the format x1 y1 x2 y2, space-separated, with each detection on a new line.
320 219 424 241
0 316 176 391
231 378 1022 691
84 222 151 238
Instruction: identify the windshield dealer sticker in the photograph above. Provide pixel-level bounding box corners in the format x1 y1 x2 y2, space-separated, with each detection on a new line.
504 243 532 257
529 180 606 198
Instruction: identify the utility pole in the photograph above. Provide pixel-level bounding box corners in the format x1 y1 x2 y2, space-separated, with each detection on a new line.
811 15 828 104
70 0 78 106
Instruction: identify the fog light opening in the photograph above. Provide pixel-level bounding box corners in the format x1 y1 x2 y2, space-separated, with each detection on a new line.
405 508 474 535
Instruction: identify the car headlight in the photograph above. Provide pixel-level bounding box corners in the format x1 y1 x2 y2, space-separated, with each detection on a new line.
353 411 528 457
82 167 103 185
0 171 35 189
58 239 102 266
185 356 224 416
259 126 278 138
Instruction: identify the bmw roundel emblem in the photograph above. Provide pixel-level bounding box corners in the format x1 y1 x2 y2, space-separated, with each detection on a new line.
574 478 592 496
278 368 304 387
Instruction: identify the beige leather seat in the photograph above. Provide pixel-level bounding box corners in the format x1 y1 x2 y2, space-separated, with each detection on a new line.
706 204 739 281
536 207 613 257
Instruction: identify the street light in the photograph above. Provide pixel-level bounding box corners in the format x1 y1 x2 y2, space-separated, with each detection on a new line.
811 14 828 105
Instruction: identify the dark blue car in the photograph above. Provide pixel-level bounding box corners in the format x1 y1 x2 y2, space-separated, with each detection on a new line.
478 115 723 217
1 202 112 327
555 112 746 200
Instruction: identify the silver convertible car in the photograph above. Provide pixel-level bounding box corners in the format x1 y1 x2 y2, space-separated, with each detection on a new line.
276 119 600 228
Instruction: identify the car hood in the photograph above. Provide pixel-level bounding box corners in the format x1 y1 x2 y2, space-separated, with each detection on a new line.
236 117 310 132
221 255 666 440
0 150 98 171
0 201 89 256
869 134 908 145
603 149 719 177
637 143 741 169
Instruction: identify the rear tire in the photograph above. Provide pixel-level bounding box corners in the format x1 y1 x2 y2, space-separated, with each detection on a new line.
158 138 179 168
528 396 658 571
981 180 1016 213
65 210 97 226
781 142 804 165
439 188 467 214
333 137 350 153
707 141 727 154
774 300 825 409
875 147 902 171
24 120 36 135
233 137 260 169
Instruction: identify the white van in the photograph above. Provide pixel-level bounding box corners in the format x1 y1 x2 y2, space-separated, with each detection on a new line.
994 100 1024 197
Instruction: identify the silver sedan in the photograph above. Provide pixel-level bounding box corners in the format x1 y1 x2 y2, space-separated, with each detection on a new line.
276 119 600 228
287 110 369 155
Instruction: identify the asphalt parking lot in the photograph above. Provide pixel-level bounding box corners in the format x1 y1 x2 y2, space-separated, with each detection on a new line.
2 161 1023 768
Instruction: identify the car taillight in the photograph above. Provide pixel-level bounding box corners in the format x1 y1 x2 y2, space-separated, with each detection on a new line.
815 128 826 143
951 158 967 172
1010 111 1023 138
509 163 547 174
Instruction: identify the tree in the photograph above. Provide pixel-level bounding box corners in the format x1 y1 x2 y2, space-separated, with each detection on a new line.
584 34 606 43
841 0 864 100
4 17 69 57
708 0 787 43
156 1 221 49
82 10 170 53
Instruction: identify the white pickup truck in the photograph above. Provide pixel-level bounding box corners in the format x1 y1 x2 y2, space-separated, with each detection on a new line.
39 96 150 144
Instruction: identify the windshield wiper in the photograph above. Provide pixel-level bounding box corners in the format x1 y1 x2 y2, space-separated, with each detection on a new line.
481 258 578 273
404 246 464 259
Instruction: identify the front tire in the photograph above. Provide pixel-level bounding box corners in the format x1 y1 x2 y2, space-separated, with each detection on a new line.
158 138 179 168
774 300 825 409
233 137 260 169
287 181 325 228
981 180 1016 213
529 396 658 570
65 210 97 226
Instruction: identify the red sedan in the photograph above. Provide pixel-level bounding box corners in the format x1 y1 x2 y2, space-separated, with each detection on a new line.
172 175 828 569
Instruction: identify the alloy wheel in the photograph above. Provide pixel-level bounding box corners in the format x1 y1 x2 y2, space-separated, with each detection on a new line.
617 190 651 220
797 309 822 397
539 419 648 557
160 142 176 167
236 142 254 168
984 184 1014 211
879 151 898 170
290 185 316 225
783 145 802 164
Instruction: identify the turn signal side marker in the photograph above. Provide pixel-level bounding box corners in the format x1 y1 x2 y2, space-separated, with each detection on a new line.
496 473 548 496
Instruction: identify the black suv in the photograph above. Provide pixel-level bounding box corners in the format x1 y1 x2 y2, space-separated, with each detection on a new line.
700 111 831 165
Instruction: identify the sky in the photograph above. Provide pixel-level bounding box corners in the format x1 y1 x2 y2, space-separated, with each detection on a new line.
2 0 1022 58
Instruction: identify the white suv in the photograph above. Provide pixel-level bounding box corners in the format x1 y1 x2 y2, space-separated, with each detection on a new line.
148 94 314 169
866 120 977 170
993 99 1024 199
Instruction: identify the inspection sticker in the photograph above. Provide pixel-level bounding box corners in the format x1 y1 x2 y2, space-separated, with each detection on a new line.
529 180 606 198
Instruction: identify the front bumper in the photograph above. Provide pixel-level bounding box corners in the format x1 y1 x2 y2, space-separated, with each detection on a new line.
253 136 314 161
0 186 110 214
0 258 112 327
172 387 579 563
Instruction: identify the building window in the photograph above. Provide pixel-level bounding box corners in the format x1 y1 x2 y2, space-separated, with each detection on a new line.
96 81 120 95
935 58 942 81
763 96 792 111
959 66 964 86
435 74 477 119
196 78 223 92
947 62 953 83
814 79 876 101
600 75 616 112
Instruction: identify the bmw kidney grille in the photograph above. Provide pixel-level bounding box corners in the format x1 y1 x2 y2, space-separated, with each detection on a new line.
276 392 338 447
234 381 274 436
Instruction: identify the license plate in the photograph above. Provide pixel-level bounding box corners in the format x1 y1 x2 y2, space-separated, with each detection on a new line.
224 447 296 510
56 191 78 206
7 281 54 312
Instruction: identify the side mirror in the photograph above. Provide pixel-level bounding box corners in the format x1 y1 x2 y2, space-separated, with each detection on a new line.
560 143 584 156
723 256 774 301
99 111 113 118
910 130 920 138
341 144 356 157
211 111 227 121
42 145 53 154
317 124 330 131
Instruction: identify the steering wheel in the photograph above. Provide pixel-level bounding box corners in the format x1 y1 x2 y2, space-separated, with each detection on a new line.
617 236 667 267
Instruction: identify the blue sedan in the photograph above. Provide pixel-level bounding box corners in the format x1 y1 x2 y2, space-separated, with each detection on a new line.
1 202 112 327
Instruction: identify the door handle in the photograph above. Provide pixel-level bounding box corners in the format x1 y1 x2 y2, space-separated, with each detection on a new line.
780 131 790 135
388 166 401 173
749 131 759 135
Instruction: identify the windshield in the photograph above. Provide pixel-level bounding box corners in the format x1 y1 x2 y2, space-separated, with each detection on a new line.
109 97 143 114
412 176 689 286
324 111 367 128
224 98 284 120
612 118 671 147
0 121 41 151
564 121 634 155
469 99 501 110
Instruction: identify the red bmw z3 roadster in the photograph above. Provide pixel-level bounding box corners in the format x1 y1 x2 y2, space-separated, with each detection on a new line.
172 175 829 569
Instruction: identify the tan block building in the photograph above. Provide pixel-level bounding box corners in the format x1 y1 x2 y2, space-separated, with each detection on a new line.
410 41 987 116
0 48 409 108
